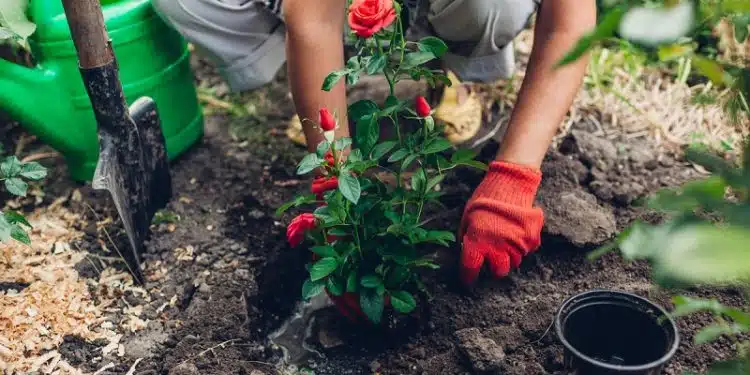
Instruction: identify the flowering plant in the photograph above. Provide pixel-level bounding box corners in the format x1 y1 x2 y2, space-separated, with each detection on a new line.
278 0 486 324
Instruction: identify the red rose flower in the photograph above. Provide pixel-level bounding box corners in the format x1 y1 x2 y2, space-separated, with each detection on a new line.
319 108 336 131
286 213 317 247
415 96 431 117
312 176 339 199
348 0 397 38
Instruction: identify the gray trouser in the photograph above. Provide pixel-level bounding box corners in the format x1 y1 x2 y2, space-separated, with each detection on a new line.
152 0 539 92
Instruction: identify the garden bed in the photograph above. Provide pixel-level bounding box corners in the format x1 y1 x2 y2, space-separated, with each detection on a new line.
2 58 747 375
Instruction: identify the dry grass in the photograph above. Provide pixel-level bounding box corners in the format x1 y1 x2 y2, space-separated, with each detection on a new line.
0 197 147 374
485 28 747 152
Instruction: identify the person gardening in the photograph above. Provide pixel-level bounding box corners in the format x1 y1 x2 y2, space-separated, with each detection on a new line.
153 0 596 284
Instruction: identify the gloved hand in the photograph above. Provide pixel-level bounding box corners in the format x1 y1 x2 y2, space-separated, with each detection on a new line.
459 161 544 285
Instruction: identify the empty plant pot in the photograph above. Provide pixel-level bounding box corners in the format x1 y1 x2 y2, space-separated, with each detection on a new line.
555 290 679 375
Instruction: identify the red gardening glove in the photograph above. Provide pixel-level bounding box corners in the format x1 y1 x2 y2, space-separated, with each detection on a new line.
459 161 544 285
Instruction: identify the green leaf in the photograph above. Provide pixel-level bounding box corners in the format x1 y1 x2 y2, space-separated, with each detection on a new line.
360 274 383 288
275 194 317 217
692 55 732 86
1 156 21 178
322 70 346 91
424 116 435 132
316 141 331 157
556 7 625 67
0 0 35 40
297 153 321 175
451 149 477 163
328 227 350 237
338 173 361 204
618 221 665 260
10 224 29 245
685 146 741 184
423 230 455 246
657 43 695 62
302 278 325 300
385 265 410 287
326 276 345 296
334 137 352 151
4 211 30 227
426 174 445 192
653 224 750 285
694 324 745 345
411 168 426 193
346 270 358 293
418 36 448 58
402 51 436 70
0 213 12 242
388 149 409 163
401 154 418 171
347 71 360 86
456 160 488 171
411 258 440 269
732 14 750 43
346 56 360 70
422 138 452 154
311 245 338 258
371 141 398 160
5 177 27 196
381 95 403 116
367 54 387 75
310 257 339 281
390 290 417 314
356 115 379 155
704 360 747 375
19 162 46 180
349 100 380 122
360 289 384 324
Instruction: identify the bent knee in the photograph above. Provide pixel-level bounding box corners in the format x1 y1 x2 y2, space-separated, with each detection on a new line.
428 0 538 45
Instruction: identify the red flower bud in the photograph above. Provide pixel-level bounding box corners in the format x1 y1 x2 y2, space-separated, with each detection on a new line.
319 108 336 131
415 96 431 118
324 150 335 166
312 176 339 200
286 213 317 247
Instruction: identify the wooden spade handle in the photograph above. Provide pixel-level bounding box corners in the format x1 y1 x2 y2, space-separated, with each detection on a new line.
61 0 114 68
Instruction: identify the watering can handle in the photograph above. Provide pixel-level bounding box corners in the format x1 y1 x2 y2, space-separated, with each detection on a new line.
61 0 113 68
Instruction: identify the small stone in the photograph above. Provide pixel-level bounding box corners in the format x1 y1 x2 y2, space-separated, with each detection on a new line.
235 269 251 280
196 254 212 266
169 363 199 375
198 283 211 294
249 209 266 219
455 328 505 372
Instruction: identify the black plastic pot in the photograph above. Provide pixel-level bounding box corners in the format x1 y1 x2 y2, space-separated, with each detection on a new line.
555 290 679 375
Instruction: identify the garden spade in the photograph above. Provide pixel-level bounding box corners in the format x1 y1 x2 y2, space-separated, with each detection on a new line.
61 0 172 284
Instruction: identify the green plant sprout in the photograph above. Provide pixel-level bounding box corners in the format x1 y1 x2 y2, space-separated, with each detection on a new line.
0 155 47 244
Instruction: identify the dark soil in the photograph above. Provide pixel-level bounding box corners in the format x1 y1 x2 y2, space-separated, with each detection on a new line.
3 57 746 375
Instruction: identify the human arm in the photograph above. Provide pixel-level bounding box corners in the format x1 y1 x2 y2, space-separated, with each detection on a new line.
497 0 597 167
459 0 597 284
283 0 350 152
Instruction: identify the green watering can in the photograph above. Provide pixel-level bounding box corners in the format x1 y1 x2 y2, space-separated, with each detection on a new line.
0 0 203 181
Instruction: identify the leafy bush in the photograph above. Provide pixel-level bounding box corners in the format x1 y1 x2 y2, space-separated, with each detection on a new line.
278 1 485 324
564 1 750 373
0 155 47 244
